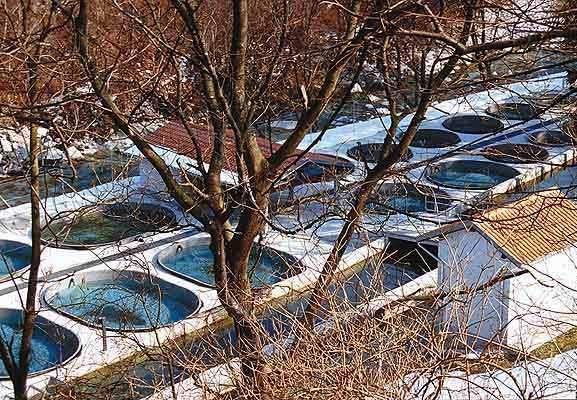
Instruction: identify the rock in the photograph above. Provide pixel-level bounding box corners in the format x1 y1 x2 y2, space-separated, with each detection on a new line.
13 145 29 161
43 135 56 148
5 159 22 175
82 146 100 156
80 141 102 156
40 147 64 166
119 139 133 151
367 94 382 103
8 129 28 147
66 146 84 161
103 138 132 153
102 141 117 152
0 137 13 153
351 83 363 93
71 139 102 157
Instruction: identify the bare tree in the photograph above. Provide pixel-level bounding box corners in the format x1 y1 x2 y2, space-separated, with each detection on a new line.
53 1 385 396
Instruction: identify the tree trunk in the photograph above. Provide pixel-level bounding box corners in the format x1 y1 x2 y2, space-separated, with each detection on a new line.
235 305 271 400
13 122 42 400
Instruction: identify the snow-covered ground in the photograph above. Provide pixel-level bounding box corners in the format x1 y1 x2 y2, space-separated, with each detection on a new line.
410 349 577 400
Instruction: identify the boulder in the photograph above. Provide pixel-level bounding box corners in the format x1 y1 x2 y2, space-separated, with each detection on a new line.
40 147 65 166
4 159 22 175
66 146 84 161
0 137 13 153
7 129 28 147
13 145 29 161
78 141 102 156
82 146 100 156
351 83 363 93
103 138 132 153
37 127 48 137
42 135 56 148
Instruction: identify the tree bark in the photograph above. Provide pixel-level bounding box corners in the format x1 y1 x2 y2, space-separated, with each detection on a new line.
10 7 45 395
13 124 42 400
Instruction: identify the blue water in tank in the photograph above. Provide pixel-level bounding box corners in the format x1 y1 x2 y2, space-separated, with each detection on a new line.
158 245 298 288
48 276 199 331
0 241 32 276
0 310 79 377
427 160 519 190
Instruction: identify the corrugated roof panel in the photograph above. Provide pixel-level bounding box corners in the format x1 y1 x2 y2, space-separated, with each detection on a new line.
146 120 351 175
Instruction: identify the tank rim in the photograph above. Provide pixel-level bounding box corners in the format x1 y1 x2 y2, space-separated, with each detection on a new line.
40 202 178 250
0 308 82 380
156 242 304 290
42 269 202 333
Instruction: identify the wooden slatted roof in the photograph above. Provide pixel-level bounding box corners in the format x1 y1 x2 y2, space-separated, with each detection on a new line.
421 189 577 265
472 189 577 265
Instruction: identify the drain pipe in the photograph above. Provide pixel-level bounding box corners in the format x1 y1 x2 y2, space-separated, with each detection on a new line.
99 317 107 352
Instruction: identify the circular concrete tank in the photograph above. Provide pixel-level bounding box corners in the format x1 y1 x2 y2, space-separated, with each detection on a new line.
157 240 302 289
41 202 177 249
45 270 201 332
442 114 504 134
0 240 32 281
485 102 541 121
367 183 453 214
426 160 520 190
347 143 413 163
528 129 576 147
0 309 80 379
482 143 549 163
409 129 461 148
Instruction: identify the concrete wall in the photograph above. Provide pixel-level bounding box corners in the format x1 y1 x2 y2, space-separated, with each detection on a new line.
439 228 577 351
536 166 577 199
438 229 512 350
327 262 425 310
